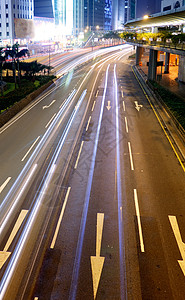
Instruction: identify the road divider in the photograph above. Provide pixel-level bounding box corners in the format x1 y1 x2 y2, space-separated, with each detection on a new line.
50 187 71 249
0 177 11 194
74 141 84 169
21 136 40 162
134 189 145 253
128 142 134 171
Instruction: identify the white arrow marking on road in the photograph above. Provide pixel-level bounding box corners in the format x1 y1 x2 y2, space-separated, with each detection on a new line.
0 209 28 269
106 101 111 111
91 213 105 299
134 101 143 111
0 177 11 194
169 215 185 275
43 99 56 109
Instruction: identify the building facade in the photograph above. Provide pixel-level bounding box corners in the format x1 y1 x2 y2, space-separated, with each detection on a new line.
0 0 34 44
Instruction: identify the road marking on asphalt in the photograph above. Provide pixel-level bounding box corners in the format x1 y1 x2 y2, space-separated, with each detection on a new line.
106 100 111 111
50 187 71 249
134 189 145 252
0 177 11 194
91 213 105 299
74 141 84 169
0 209 28 269
169 215 185 275
125 117 128 133
21 136 40 161
132 66 185 173
123 101 125 111
59 99 66 109
95 90 99 97
92 101 96 112
128 142 134 170
43 99 56 109
86 116 91 131
120 207 123 222
134 101 143 111
45 113 57 129
121 90 124 98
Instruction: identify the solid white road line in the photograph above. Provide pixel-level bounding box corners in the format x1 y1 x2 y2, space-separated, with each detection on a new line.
45 113 57 128
74 141 84 169
122 101 125 111
134 189 145 253
21 136 40 162
50 187 71 249
92 101 96 112
86 116 91 131
128 142 134 170
125 117 128 133
0 177 11 194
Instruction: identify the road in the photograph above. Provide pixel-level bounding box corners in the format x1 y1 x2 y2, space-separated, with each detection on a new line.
1 44 185 300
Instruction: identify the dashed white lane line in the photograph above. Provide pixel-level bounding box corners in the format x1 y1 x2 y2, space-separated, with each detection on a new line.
123 101 125 112
45 113 57 128
21 136 40 162
128 142 134 171
121 90 124 98
50 187 71 249
91 101 96 112
125 117 128 133
86 116 91 131
95 90 99 97
0 177 11 194
74 141 84 169
134 189 145 252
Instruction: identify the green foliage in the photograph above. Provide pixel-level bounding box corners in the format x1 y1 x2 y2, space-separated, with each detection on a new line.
149 80 185 129
0 76 55 112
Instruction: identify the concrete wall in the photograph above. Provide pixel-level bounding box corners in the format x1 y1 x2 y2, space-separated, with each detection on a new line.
178 55 185 83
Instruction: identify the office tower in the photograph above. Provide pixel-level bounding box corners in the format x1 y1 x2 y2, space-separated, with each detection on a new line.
136 0 161 18
0 0 34 44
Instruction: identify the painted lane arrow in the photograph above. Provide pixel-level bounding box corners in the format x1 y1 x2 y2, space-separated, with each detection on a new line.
106 101 111 111
169 215 185 275
91 213 105 299
0 210 28 269
43 99 56 109
134 101 143 111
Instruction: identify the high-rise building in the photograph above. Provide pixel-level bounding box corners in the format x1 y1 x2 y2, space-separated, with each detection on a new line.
34 0 54 18
112 0 124 29
0 0 34 44
105 0 112 31
84 0 105 30
135 0 161 19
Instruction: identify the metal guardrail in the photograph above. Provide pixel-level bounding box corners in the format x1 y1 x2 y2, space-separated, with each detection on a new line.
126 39 185 51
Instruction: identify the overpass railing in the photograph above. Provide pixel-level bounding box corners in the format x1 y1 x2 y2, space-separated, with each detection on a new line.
125 39 185 51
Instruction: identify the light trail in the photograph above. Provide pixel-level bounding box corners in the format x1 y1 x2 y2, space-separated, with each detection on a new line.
114 64 127 300
69 64 110 300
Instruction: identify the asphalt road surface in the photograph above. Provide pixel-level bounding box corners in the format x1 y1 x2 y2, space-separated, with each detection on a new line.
1 45 185 300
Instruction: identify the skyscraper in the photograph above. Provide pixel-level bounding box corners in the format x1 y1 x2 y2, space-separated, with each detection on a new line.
0 0 34 44
135 0 161 19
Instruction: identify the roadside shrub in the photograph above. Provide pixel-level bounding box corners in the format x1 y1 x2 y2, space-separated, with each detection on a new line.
149 80 185 129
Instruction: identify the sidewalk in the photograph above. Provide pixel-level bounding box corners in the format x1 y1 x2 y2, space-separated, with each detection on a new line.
138 49 185 100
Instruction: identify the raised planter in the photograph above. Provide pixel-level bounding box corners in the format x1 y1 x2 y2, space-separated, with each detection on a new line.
0 80 54 128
